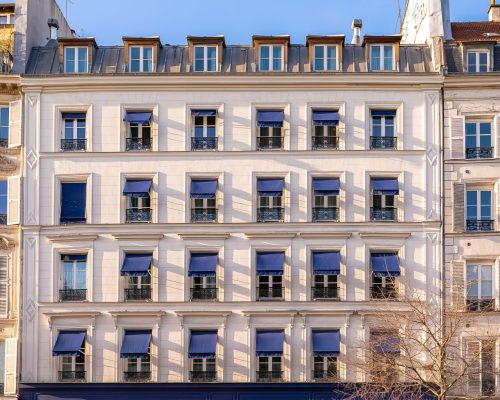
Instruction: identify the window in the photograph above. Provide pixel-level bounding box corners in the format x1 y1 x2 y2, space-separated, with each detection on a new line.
313 45 337 71
259 45 283 71
0 106 8 147
62 112 86 151
190 179 218 222
311 110 339 150
371 178 399 221
257 110 284 150
60 255 86 302
311 330 340 381
256 330 284 382
466 190 493 232
64 47 88 73
191 110 217 150
188 331 218 382
194 46 217 72
466 264 494 311
121 253 152 301
53 331 86 382
370 110 397 149
370 45 394 71
129 46 153 72
312 178 340 222
124 111 152 151
123 180 152 223
371 253 400 300
370 331 400 384
60 344 85 382
257 178 284 222
465 121 492 159
256 251 284 300
0 14 14 24
0 180 6 225
121 330 152 382
467 340 496 395
467 51 489 73
189 253 218 301
60 182 87 224
312 251 340 300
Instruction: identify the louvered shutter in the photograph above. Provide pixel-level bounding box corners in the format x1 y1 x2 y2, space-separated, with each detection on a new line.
7 176 20 225
453 183 465 232
3 338 17 395
451 116 465 159
7 100 21 148
452 260 466 310
467 340 481 395
0 256 8 317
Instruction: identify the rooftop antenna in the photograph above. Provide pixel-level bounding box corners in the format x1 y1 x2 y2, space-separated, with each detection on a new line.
65 0 74 21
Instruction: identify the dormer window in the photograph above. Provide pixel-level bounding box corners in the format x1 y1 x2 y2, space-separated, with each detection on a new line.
64 47 88 73
259 45 284 72
194 46 217 72
370 45 394 71
130 46 153 72
467 50 489 73
0 13 14 24
313 45 337 71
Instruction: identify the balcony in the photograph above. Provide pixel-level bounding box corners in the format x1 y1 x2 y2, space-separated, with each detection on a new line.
312 286 340 301
0 138 7 148
466 147 493 159
257 207 284 223
257 136 283 150
371 207 397 221
58 370 86 382
257 286 284 301
59 289 87 302
126 137 152 151
189 371 217 383
371 286 398 300
312 136 339 150
123 371 151 382
312 207 339 222
191 137 218 151
61 139 86 151
466 219 494 232
256 371 283 383
466 298 495 312
312 369 338 382
190 288 218 301
191 207 217 223
124 287 152 301
126 208 152 223
370 136 397 150
0 214 6 225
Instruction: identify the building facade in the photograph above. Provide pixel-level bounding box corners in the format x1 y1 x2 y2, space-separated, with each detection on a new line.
17 16 443 399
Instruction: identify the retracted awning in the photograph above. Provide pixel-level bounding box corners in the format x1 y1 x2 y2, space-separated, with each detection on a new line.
188 253 217 277
313 178 340 196
53 331 86 356
256 251 284 276
188 331 217 359
256 330 284 356
312 110 340 126
121 254 152 276
257 110 284 128
123 111 152 124
257 178 283 197
312 251 341 275
312 330 340 356
371 253 400 276
120 330 152 358
190 180 217 199
371 178 399 195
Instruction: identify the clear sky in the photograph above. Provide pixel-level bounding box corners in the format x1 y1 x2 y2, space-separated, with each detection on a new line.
54 0 493 45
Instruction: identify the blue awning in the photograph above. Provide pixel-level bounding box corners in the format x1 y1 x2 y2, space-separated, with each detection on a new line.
373 333 400 354
256 330 284 356
62 112 86 119
189 253 217 277
257 178 283 196
53 331 86 356
123 180 151 198
371 110 397 117
60 182 86 223
121 254 152 277
188 331 217 359
190 180 218 199
61 254 87 262
120 330 151 358
371 253 400 276
123 111 152 124
371 178 399 195
191 109 217 117
312 330 340 356
312 110 340 126
256 251 284 276
313 251 341 275
257 110 284 128
313 178 340 196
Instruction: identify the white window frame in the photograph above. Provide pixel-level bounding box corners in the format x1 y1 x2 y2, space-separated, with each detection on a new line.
0 13 14 24
313 45 338 71
63 118 86 140
467 50 490 73
466 264 494 300
129 46 154 73
371 114 395 137
369 44 395 71
259 45 284 72
62 258 86 290
64 47 88 73
193 46 218 72
193 115 217 138
465 120 492 149
466 189 492 221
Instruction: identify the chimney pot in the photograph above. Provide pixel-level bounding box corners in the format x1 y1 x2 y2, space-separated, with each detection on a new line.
48 18 59 40
351 19 362 45
489 0 500 21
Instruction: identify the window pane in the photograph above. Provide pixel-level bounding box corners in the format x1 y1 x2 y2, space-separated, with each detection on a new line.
260 59 270 71
77 48 87 72
130 47 140 60
76 261 86 289
65 48 75 61
130 60 140 72
207 47 217 59
194 47 204 60
467 191 478 206
372 117 382 137
465 122 476 136
371 46 381 70
194 59 204 72
0 180 6 215
481 266 493 297
480 123 491 135
315 57 324 71
260 46 270 59
327 46 337 70
206 126 216 137
65 60 75 73
143 59 152 72
273 46 282 70
194 126 204 138
467 53 476 73
143 47 152 60
63 262 74 289
383 46 393 70
314 46 324 71
76 121 86 139
207 58 216 72
479 133 491 148
479 53 488 72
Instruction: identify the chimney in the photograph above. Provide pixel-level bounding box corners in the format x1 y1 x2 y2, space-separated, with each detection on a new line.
351 19 362 45
489 0 500 22
48 18 59 40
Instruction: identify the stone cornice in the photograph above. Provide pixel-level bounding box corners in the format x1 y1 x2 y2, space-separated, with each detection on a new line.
444 74 500 89
245 232 297 239
178 233 230 240
46 234 99 242
112 233 164 241
359 232 412 239
174 311 232 318
299 233 352 239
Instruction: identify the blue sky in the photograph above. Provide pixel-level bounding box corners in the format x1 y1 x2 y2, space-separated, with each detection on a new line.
55 0 492 45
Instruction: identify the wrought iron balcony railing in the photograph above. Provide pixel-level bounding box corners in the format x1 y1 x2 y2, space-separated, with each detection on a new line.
370 136 397 150
466 219 494 232
59 289 87 302
256 370 283 383
190 287 218 301
191 137 218 151
58 370 86 382
257 207 284 223
0 214 6 225
371 207 397 221
312 369 338 382
466 298 495 312
312 207 339 222
126 208 152 223
189 370 217 382
0 138 7 148
257 286 284 301
257 136 283 150
61 139 87 151
126 137 152 151
312 286 340 300
465 147 493 159
191 208 217 222
123 371 151 382
312 136 339 150
371 286 398 300
124 287 152 301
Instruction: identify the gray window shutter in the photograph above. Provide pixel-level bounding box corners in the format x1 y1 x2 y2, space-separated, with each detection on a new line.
452 260 466 310
7 100 21 148
466 340 481 395
3 338 17 395
453 183 465 232
0 256 7 317
7 176 20 226
451 116 465 159
496 115 500 158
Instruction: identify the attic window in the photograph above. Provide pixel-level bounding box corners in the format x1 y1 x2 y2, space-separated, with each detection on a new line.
369 45 395 71
129 46 153 73
64 47 88 73
259 45 284 72
194 46 217 72
467 50 489 73
0 13 14 24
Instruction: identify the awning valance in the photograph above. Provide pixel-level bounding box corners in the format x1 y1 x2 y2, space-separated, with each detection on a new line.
188 253 217 277
62 112 86 119
61 254 87 262
53 331 86 356
60 182 86 223
120 330 151 358
257 178 283 197
256 330 284 356
371 178 399 195
371 253 400 276
121 254 152 276
190 180 217 199
312 330 340 356
123 180 151 198
188 331 217 359
371 110 396 117
312 251 341 275
312 110 339 126
192 109 217 117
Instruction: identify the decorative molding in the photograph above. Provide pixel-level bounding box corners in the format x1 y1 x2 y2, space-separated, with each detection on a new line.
0 236 15 249
359 232 412 239
25 298 36 322
26 149 38 169
426 144 438 166
426 233 438 243
112 233 164 241
108 311 166 318
27 94 38 107
299 232 352 239
0 155 18 173
25 237 36 248
243 311 298 317
45 312 102 330
174 311 232 318
177 233 230 241
245 232 297 239
47 234 99 242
